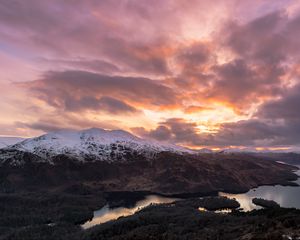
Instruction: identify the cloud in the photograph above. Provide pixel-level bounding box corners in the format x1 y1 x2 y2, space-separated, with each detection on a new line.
166 10 300 112
138 82 300 147
62 96 140 114
16 121 66 133
136 118 277 147
204 11 300 109
184 105 213 114
38 58 121 75
2 0 300 148
211 120 279 146
206 59 284 110
257 84 300 120
132 125 172 141
223 10 300 65
15 115 122 134
225 11 289 63
175 42 213 70
0 0 176 76
252 83 300 146
134 118 202 145
23 70 179 112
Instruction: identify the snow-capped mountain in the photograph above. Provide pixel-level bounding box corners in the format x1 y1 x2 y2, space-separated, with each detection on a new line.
0 137 24 148
5 128 193 163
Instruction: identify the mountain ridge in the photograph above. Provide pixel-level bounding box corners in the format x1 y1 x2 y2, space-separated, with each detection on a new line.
0 137 25 148
2 128 193 165
0 128 298 197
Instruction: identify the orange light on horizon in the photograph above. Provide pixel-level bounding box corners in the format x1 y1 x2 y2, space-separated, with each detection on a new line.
255 147 291 151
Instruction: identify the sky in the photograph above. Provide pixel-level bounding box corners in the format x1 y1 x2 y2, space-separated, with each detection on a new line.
1 0 300 150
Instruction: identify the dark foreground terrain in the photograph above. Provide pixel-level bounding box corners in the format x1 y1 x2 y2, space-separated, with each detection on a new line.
0 151 299 239
0 151 298 195
1 194 300 240
82 202 300 240
0 187 106 240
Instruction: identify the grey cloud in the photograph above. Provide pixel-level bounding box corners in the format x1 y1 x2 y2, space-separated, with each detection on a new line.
23 70 179 111
39 58 121 75
138 113 300 147
64 96 140 114
176 42 211 68
15 121 65 133
0 0 172 76
225 11 289 63
210 85 300 146
147 126 172 141
132 125 173 142
257 84 300 120
135 118 202 145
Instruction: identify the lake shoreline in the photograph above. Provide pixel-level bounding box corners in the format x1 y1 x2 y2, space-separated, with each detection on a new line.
105 164 299 207
86 164 300 227
103 177 299 209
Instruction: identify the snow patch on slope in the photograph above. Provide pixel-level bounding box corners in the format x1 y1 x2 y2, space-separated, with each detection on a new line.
7 128 193 163
0 137 24 149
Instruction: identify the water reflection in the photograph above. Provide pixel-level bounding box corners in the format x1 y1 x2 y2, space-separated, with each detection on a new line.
220 166 300 211
83 165 300 228
198 207 207 212
215 209 233 214
82 195 178 229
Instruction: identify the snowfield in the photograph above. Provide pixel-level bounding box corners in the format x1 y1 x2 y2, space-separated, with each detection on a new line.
4 128 193 163
0 137 24 148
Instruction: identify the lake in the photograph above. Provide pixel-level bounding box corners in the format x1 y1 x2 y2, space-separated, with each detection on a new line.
82 195 179 229
220 165 300 211
82 165 300 228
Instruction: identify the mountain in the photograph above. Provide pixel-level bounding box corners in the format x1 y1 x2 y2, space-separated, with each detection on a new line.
4 128 192 165
0 128 298 196
0 142 297 196
0 137 24 148
0 132 299 240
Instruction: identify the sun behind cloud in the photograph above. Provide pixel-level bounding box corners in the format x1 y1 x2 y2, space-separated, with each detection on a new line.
0 0 300 150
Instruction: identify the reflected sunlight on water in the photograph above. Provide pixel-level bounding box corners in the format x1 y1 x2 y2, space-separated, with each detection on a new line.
82 166 300 228
220 166 300 211
82 195 178 229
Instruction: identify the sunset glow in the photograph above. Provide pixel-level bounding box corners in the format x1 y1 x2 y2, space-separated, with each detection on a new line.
1 0 300 149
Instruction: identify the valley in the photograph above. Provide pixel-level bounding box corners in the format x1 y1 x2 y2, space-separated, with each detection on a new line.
0 129 299 240
3 1 300 239
0 129 298 195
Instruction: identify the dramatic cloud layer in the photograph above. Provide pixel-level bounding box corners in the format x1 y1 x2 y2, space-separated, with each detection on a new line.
1 0 300 149
24 70 178 111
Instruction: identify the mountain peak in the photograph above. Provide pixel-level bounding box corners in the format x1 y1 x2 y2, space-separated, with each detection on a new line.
79 128 138 140
5 128 192 164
